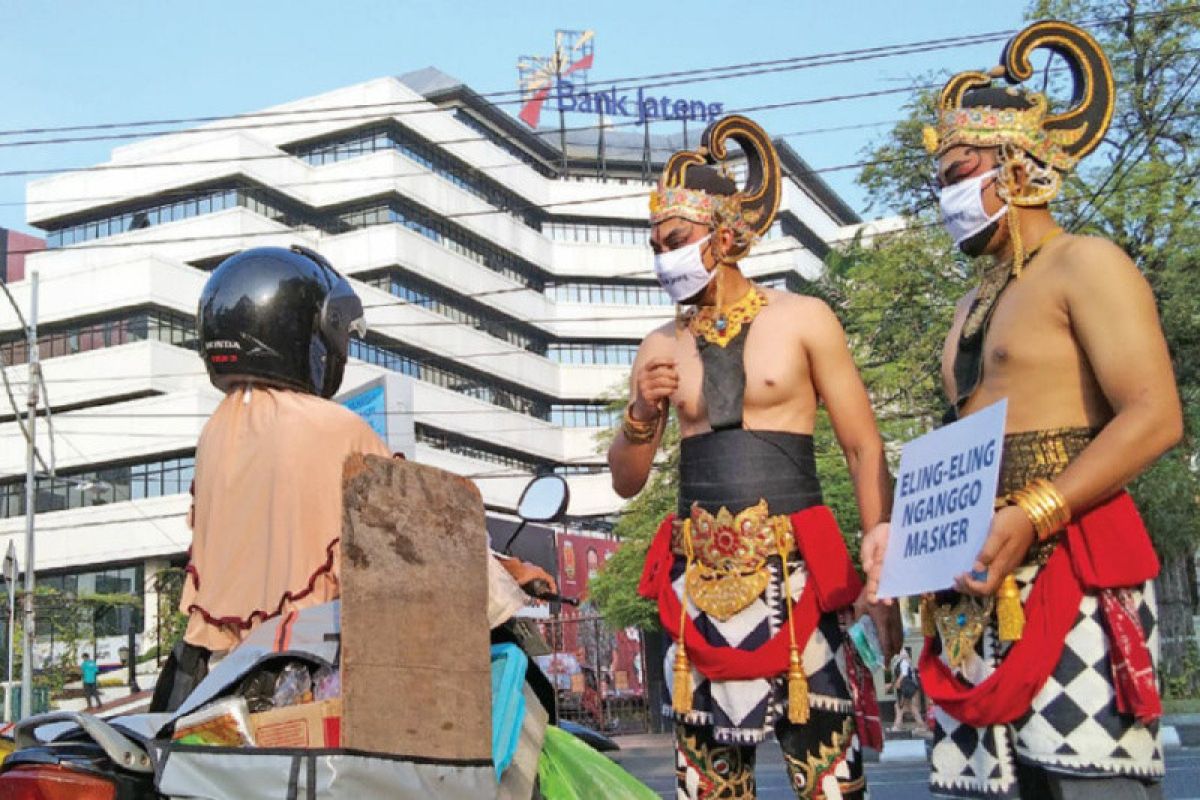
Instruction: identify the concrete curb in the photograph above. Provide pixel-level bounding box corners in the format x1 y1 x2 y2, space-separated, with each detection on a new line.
879 739 927 763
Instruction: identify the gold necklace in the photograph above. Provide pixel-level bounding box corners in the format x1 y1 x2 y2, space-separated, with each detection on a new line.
687 285 768 348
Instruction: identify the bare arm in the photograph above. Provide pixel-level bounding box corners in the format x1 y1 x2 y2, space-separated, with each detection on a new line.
1050 237 1183 511
607 326 677 498
806 301 893 530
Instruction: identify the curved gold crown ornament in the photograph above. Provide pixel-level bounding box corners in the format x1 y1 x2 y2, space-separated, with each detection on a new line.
650 115 783 262
924 19 1115 186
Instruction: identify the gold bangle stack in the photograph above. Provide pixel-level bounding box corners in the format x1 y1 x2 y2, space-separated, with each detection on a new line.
1009 478 1072 541
621 404 660 445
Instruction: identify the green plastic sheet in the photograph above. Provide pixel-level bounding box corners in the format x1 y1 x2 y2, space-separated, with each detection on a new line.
537 726 660 800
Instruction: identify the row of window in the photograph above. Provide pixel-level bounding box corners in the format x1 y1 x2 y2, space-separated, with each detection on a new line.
361 269 547 354
548 404 618 428
0 307 196 367
338 199 543 289
349 338 550 419
415 425 548 473
452 110 558 179
547 342 638 366
288 124 542 229
0 453 195 519
46 184 314 248
543 221 650 247
546 282 671 306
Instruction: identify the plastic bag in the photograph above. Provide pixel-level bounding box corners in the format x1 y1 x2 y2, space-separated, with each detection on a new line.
313 665 340 701
536 726 658 800
272 661 314 707
172 697 256 747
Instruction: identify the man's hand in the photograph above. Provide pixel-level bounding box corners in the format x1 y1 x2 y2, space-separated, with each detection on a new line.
852 587 904 665
861 522 890 604
498 557 558 594
632 357 678 422
956 505 1035 595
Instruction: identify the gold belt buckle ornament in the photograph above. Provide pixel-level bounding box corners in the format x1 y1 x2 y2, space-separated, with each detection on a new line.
933 595 995 668
683 499 790 621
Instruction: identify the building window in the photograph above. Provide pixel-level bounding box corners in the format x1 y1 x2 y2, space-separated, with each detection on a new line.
543 221 650 247
0 306 197 367
360 269 547 355
40 564 146 638
287 122 543 230
547 342 638 366
349 337 550 420
549 404 617 428
44 183 323 248
0 452 195 519
338 198 544 290
546 282 670 306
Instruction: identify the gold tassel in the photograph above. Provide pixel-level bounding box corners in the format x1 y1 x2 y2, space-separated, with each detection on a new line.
672 646 694 715
921 594 937 638
1007 202 1026 279
674 520 696 715
997 574 1025 642
787 648 810 724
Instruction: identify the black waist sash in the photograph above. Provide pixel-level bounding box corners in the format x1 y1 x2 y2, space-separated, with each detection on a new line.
678 428 823 517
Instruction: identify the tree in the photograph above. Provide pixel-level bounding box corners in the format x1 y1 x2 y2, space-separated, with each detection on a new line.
835 0 1200 692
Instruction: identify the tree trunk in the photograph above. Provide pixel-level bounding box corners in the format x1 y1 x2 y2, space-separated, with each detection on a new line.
1155 554 1198 696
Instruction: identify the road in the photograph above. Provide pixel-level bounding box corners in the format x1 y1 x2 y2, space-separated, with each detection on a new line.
614 738 1200 798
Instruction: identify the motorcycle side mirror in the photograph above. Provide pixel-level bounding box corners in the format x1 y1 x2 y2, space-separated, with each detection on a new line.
517 475 570 523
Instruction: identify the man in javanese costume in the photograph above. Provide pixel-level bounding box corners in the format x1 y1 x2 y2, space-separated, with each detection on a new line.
863 20 1183 799
609 115 900 800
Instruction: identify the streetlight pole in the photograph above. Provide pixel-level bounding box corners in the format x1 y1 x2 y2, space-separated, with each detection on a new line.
20 271 39 720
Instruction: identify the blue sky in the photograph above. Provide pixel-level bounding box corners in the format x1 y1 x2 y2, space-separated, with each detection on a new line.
0 1 1029 235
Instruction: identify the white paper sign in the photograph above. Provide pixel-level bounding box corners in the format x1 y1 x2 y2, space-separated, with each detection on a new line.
876 399 1007 599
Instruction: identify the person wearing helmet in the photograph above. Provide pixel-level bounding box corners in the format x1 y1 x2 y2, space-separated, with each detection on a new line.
182 245 392 653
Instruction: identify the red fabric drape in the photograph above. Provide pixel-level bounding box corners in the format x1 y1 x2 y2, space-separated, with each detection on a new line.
919 491 1160 728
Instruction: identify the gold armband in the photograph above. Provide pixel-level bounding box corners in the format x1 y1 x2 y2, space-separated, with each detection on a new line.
621 404 660 445
1009 478 1072 542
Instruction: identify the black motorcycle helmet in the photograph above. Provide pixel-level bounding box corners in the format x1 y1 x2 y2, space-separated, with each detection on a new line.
198 245 365 398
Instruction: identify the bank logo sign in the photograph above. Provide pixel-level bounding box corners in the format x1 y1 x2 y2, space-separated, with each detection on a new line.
517 30 723 129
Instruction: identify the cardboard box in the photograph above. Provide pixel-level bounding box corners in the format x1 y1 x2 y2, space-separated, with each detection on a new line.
250 698 342 749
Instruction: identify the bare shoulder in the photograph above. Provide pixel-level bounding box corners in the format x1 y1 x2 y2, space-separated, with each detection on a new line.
763 288 841 331
635 320 678 361
1053 233 1146 289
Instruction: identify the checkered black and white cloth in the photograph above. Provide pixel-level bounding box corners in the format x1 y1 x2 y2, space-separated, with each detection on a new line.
929 563 1164 798
662 553 854 745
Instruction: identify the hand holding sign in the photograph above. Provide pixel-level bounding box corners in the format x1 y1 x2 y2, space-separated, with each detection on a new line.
875 400 1007 600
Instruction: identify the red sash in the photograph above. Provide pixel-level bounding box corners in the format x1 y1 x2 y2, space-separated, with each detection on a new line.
637 505 861 681
920 491 1161 727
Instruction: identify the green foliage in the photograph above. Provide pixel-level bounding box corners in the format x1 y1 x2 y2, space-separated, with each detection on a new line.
589 416 678 631
152 567 189 658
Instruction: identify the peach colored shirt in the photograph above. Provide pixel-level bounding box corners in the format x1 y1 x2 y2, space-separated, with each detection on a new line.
181 386 391 651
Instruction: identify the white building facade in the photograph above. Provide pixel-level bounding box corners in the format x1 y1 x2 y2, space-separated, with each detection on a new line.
0 70 860 656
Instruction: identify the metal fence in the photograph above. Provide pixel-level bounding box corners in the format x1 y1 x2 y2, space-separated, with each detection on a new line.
538 613 653 735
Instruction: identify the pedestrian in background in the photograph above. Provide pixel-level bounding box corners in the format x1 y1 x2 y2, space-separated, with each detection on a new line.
81 653 101 711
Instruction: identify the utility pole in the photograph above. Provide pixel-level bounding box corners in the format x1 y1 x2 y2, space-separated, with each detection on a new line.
4 542 16 723
20 271 39 720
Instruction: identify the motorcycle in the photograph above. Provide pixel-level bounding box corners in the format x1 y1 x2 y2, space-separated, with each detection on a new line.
0 475 641 799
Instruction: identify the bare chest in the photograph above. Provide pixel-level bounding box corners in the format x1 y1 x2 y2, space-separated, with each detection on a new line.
671 307 814 428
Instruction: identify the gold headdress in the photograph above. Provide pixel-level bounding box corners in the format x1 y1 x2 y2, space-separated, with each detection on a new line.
649 115 782 262
925 20 1115 208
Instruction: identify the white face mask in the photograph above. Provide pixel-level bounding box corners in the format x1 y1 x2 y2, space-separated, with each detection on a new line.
939 168 1007 248
653 234 716 303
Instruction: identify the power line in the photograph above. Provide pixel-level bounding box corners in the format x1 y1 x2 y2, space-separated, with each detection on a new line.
0 5 1192 146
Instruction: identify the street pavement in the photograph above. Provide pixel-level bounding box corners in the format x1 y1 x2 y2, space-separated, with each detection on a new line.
614 734 1200 798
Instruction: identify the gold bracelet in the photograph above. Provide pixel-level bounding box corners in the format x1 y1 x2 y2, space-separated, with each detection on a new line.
621 404 660 445
1009 479 1071 541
